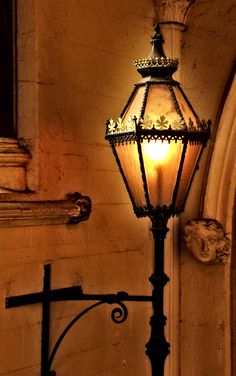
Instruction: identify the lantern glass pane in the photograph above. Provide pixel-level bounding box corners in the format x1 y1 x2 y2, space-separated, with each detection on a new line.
141 139 183 207
173 87 199 130
144 85 177 126
122 86 146 123
115 142 146 208
175 142 202 209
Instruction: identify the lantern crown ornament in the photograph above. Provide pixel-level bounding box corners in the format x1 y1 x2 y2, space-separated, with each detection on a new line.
105 23 210 220
134 23 178 81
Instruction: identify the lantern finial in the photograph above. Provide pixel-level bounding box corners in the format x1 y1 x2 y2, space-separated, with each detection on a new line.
134 23 178 80
149 22 166 58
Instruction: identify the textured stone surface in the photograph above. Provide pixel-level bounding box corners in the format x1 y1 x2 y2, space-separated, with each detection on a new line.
0 1 153 375
180 1 236 375
0 0 235 375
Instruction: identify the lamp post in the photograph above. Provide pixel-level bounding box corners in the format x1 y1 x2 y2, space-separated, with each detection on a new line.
105 23 210 375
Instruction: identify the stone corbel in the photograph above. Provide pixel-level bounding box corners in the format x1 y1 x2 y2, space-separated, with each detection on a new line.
0 192 91 227
152 0 197 26
151 0 198 80
183 218 230 264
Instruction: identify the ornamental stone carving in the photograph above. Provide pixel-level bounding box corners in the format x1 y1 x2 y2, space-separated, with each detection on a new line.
184 218 230 264
0 192 91 227
152 0 197 25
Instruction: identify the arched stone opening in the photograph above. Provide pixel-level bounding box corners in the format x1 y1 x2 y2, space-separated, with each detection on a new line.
202 62 236 375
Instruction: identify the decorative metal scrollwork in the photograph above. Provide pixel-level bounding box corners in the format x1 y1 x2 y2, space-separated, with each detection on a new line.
111 301 128 323
5 265 152 376
48 300 129 372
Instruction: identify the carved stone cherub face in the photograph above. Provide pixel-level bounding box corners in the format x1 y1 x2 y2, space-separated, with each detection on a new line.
184 218 230 264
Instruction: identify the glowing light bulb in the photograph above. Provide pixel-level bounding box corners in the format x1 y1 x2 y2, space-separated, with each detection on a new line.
143 140 170 162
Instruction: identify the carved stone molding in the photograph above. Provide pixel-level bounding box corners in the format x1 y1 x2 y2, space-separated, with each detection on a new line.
184 218 230 264
0 138 31 192
200 63 236 232
152 0 197 26
0 192 91 227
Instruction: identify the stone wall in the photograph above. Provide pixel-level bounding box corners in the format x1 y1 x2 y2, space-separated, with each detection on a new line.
0 1 154 375
180 1 236 375
0 0 235 375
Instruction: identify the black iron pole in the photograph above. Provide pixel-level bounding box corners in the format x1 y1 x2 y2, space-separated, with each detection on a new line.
41 264 51 376
145 214 170 376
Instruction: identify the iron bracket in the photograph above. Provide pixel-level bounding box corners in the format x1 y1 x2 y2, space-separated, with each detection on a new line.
5 264 153 375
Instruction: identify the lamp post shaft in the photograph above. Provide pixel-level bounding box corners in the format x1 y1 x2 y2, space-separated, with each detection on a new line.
146 217 170 376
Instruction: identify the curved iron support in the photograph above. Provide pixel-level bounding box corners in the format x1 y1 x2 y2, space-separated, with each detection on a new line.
5 265 152 376
48 300 128 373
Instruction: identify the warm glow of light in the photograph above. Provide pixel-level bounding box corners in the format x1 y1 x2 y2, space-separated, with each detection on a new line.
143 140 170 163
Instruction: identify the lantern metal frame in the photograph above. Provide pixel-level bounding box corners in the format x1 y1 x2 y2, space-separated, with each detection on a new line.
105 23 210 219
106 112 210 219
105 23 210 375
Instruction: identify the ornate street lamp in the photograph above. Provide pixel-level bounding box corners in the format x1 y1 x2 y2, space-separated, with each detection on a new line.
105 24 210 375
